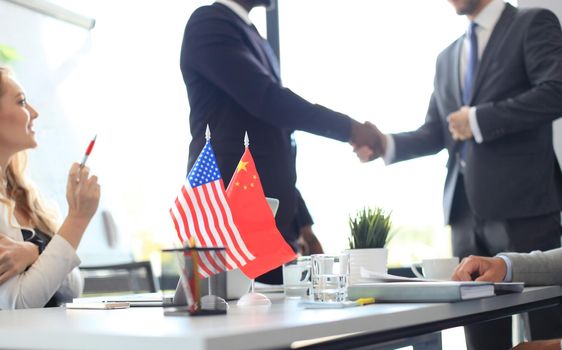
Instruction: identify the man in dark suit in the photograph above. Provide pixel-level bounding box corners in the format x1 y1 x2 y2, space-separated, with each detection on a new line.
358 0 562 348
180 0 379 284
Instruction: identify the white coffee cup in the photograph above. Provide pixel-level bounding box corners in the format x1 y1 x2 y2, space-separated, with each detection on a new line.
410 257 460 280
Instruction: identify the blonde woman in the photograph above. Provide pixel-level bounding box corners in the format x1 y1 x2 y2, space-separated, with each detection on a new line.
0 67 100 309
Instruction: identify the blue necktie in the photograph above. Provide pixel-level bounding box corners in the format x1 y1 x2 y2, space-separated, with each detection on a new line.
463 22 479 105
459 22 478 164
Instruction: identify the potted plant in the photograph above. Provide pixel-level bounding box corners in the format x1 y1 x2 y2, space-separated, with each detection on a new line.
0 44 20 65
346 207 392 285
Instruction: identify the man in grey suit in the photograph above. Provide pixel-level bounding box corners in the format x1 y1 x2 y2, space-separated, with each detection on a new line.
453 251 562 349
357 0 562 348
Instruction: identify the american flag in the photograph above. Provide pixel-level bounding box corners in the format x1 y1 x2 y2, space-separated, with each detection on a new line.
169 141 255 278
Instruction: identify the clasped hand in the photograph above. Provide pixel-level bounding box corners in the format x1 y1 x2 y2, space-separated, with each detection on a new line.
350 121 386 162
447 106 473 141
350 105 474 162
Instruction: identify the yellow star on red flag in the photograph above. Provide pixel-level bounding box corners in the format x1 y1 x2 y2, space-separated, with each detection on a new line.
236 160 249 172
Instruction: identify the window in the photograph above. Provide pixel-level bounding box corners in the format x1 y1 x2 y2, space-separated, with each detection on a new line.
3 0 518 268
278 1 471 264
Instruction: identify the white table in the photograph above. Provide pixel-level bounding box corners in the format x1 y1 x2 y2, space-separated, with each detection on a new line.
0 286 560 350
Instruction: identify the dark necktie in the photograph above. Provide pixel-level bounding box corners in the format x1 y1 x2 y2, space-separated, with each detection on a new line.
463 22 479 105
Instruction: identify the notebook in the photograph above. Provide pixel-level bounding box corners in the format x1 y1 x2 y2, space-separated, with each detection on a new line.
347 281 495 302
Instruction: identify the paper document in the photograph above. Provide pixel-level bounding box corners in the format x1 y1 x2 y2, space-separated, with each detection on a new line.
72 292 173 307
299 298 375 309
359 267 440 282
66 302 130 310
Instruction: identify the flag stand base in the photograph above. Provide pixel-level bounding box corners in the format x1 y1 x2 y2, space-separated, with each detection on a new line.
236 292 271 307
237 279 272 307
201 294 229 311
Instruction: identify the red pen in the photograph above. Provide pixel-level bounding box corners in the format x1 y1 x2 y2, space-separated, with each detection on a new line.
80 135 97 169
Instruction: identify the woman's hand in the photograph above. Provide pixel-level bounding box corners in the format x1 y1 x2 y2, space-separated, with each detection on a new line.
66 163 100 222
0 234 39 284
58 163 101 249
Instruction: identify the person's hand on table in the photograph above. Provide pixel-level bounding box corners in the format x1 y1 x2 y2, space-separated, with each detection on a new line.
451 255 507 282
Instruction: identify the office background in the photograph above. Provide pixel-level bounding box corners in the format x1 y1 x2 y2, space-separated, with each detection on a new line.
0 0 559 270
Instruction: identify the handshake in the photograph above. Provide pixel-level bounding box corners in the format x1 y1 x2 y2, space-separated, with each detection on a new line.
350 120 387 162
350 106 473 162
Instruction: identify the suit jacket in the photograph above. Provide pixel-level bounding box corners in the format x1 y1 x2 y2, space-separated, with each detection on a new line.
502 249 562 286
180 3 351 247
391 4 562 223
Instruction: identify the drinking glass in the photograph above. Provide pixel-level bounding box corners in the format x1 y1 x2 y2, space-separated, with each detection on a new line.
283 256 311 299
311 254 350 302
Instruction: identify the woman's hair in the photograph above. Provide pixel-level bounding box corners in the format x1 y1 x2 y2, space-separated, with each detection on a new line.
0 67 59 235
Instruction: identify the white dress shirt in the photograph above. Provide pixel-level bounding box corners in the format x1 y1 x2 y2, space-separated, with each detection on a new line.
497 254 513 281
464 0 505 144
384 0 506 163
0 199 83 309
215 0 252 25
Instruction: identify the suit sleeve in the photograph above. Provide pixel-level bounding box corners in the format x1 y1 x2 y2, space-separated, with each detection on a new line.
390 91 446 163
476 10 562 141
295 189 314 228
502 248 562 286
182 15 352 142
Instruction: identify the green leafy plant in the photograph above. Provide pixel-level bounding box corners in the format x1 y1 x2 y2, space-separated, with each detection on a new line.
348 207 392 249
0 44 21 64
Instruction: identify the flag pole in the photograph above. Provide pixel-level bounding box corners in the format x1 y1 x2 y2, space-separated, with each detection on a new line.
236 130 272 308
205 124 211 142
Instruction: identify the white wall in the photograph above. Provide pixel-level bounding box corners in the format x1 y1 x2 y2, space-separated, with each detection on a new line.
519 0 562 170
0 0 198 264
0 0 268 265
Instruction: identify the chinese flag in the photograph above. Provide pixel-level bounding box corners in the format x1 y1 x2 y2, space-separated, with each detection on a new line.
226 147 297 279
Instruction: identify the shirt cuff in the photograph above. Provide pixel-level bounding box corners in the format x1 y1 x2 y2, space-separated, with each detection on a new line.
468 107 484 143
383 134 395 165
496 254 513 282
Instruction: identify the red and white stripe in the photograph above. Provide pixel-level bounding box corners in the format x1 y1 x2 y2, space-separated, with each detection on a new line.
170 179 255 278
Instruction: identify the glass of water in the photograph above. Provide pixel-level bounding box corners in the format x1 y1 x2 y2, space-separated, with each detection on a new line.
311 253 350 302
282 256 311 299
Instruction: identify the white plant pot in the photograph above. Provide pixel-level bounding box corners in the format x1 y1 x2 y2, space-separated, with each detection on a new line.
345 248 388 285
